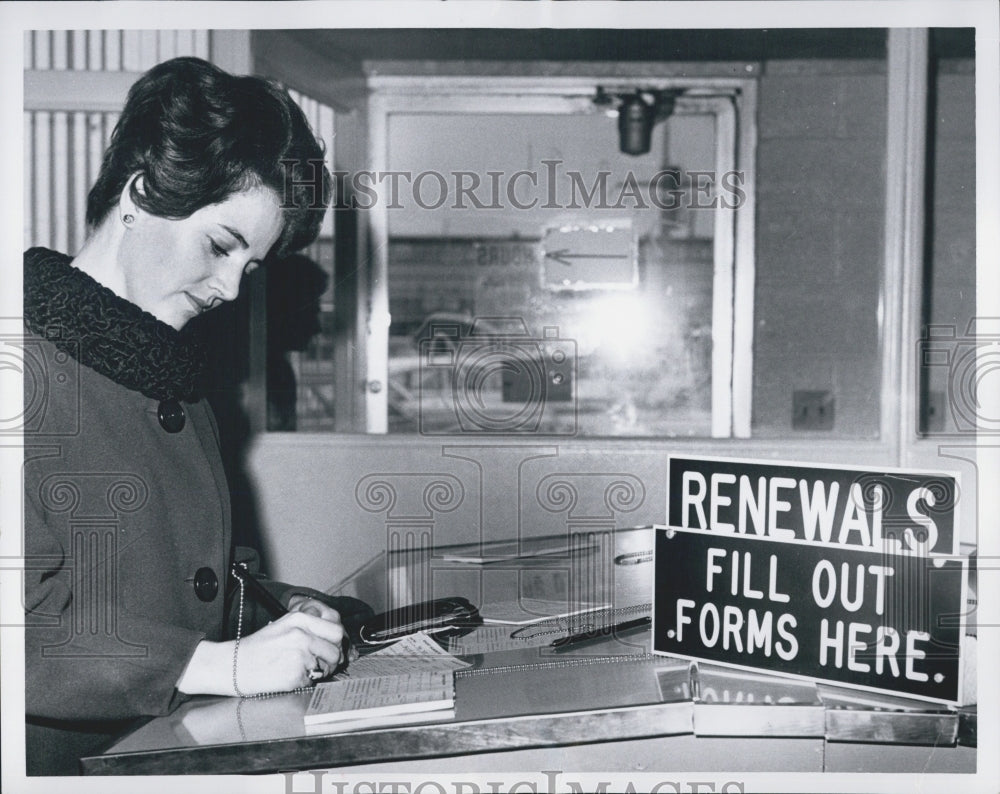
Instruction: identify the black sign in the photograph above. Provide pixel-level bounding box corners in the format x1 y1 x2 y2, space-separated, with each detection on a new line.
652 528 966 703
667 456 959 555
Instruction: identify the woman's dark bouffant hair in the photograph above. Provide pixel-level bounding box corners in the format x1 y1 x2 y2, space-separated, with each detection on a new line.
86 57 331 257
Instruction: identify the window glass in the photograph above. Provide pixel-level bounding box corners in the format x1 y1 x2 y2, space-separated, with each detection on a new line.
385 110 727 437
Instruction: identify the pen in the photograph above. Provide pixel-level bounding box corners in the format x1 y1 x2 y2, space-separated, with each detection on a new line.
230 562 350 678
550 615 652 650
614 550 654 566
230 561 288 619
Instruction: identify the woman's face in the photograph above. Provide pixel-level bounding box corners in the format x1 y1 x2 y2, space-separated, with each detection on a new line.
117 186 284 330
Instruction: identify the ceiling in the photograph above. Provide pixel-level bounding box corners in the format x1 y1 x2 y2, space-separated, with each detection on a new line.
288 27 974 69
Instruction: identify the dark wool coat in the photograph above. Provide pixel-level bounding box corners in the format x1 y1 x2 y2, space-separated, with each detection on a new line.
21 248 350 775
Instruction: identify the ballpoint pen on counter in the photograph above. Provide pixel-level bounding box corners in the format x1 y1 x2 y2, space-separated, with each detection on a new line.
613 525 656 566
550 615 652 650
613 549 654 566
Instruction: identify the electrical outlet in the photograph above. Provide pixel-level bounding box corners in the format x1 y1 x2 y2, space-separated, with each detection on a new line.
792 390 835 430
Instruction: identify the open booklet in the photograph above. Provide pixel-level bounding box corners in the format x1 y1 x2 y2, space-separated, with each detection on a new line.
304 670 455 729
304 631 469 731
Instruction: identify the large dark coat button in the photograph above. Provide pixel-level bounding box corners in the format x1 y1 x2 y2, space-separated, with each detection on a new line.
193 567 219 602
157 400 185 433
158 400 186 433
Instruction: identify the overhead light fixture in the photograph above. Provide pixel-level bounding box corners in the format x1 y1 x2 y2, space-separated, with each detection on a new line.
617 93 656 156
596 87 684 156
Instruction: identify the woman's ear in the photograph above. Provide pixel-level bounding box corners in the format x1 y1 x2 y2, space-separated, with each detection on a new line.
118 173 145 225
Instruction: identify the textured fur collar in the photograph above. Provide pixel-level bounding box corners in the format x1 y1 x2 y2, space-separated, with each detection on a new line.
23 247 206 402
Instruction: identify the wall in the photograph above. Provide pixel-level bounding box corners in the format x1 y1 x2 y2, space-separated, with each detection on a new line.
250 435 926 593
923 59 977 434
22 30 211 252
752 59 887 439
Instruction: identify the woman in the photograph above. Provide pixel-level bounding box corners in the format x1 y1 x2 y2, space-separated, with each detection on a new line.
22 57 358 775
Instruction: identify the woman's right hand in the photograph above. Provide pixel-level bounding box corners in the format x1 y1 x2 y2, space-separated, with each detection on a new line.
177 611 346 697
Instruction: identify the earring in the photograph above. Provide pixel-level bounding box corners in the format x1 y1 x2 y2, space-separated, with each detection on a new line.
122 213 135 226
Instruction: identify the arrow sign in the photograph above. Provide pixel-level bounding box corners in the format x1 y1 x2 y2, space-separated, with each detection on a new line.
544 249 631 267
541 221 637 290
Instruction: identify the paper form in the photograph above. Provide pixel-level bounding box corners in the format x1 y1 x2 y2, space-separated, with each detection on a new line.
339 631 472 679
305 671 454 725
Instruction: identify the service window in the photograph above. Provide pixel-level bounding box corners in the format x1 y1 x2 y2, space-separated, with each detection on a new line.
363 79 756 438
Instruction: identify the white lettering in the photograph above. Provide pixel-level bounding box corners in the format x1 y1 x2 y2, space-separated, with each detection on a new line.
799 479 839 543
682 472 708 529
837 483 872 546
768 554 790 603
705 548 726 593
742 552 764 599
812 560 836 608
905 630 930 682
700 603 720 647
847 622 872 672
675 598 695 642
905 488 940 553
746 609 773 656
870 484 903 554
739 475 767 536
819 618 844 668
767 477 797 540
722 605 744 652
875 626 901 677
867 565 894 616
840 562 865 612
775 614 799 660
710 473 737 532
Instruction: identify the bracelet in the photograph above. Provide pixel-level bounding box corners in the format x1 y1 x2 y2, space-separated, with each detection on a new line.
231 574 315 700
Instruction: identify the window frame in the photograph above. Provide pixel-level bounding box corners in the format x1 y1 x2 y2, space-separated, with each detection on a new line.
364 73 759 438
